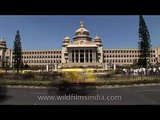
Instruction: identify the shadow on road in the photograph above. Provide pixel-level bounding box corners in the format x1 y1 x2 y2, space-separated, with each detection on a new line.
0 85 12 103
48 83 97 96
0 95 12 103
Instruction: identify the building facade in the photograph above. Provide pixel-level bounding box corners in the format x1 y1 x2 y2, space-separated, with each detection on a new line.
61 21 103 68
0 21 160 69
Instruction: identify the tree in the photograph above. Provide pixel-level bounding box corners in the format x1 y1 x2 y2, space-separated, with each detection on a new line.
138 15 152 68
13 30 22 74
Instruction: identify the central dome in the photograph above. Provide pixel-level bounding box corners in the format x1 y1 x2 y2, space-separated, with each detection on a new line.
75 21 89 36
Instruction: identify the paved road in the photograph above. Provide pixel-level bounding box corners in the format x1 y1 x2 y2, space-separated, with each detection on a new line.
1 85 160 105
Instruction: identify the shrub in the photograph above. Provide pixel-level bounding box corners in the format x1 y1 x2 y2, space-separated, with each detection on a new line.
115 68 122 74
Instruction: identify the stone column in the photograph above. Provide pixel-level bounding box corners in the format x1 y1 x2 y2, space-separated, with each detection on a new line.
94 49 97 63
92 49 94 62
79 50 80 63
88 50 90 63
72 50 73 63
95 51 97 63
84 50 86 63
74 50 76 63
68 50 71 63
70 50 72 63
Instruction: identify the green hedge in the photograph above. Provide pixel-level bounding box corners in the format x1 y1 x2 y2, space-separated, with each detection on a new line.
0 76 160 87
106 78 160 85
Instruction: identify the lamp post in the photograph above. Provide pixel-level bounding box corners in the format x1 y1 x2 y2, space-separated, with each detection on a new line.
146 57 149 75
5 57 8 74
12 61 15 76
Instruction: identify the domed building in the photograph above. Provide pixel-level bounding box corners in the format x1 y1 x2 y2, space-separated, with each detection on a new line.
0 21 160 70
61 21 103 68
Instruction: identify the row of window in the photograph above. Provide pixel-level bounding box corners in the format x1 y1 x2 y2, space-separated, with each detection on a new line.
24 60 61 64
105 59 156 63
103 50 155 54
22 51 61 54
29 65 47 67
104 55 156 58
72 49 93 53
22 55 61 59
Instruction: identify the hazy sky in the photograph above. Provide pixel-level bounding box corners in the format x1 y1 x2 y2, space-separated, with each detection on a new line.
0 15 160 50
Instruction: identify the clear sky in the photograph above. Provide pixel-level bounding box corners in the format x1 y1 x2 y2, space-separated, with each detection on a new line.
0 15 160 50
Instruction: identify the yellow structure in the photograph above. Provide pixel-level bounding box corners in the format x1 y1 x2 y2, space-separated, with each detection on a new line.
59 68 108 83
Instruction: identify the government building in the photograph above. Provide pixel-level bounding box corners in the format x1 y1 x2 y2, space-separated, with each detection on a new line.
0 21 160 69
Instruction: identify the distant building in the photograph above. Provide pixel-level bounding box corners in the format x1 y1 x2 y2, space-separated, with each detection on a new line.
0 21 160 68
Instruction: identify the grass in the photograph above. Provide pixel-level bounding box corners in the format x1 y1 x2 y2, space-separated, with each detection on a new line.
0 80 52 86
0 75 160 86
104 76 160 85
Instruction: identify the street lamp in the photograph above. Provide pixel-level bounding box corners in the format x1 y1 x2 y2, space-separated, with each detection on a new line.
5 57 8 74
146 57 149 75
12 60 15 76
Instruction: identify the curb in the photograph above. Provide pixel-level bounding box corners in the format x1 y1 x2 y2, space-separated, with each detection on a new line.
96 83 160 89
6 85 48 89
6 83 160 89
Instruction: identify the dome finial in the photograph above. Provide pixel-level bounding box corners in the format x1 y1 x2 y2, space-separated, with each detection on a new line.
80 21 84 28
0 37 5 41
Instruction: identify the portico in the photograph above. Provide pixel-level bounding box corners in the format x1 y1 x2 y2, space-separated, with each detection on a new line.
68 47 97 63
61 21 103 68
